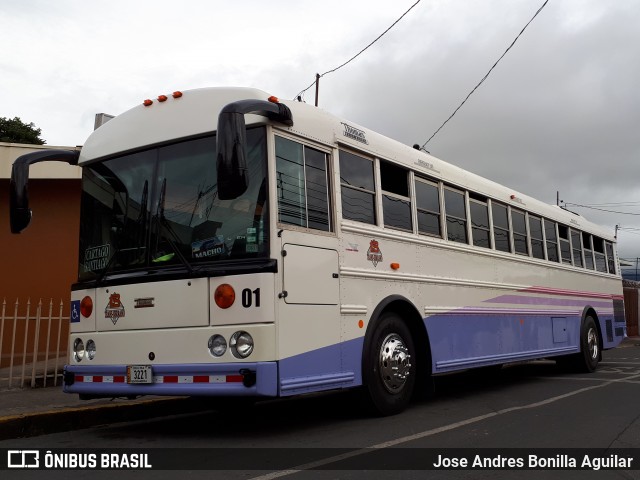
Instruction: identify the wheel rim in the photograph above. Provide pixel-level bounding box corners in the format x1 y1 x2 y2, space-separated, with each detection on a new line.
587 327 599 360
378 333 412 394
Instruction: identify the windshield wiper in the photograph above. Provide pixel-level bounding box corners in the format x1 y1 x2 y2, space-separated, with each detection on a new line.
153 178 194 274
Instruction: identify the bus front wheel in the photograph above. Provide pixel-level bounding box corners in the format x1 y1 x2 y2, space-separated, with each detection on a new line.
362 312 416 416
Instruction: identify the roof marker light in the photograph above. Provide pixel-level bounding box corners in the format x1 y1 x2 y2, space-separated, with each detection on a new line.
143 99 153 107
172 91 183 98
158 95 168 102
268 96 279 103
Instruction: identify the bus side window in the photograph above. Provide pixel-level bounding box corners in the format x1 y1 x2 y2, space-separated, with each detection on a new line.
511 209 529 256
570 229 584 268
492 202 511 253
583 232 595 270
605 241 616 274
593 237 607 272
275 136 331 231
558 225 572 264
380 160 411 231
544 219 559 262
415 178 441 237
469 196 490 249
529 215 545 259
339 150 376 225
443 187 467 244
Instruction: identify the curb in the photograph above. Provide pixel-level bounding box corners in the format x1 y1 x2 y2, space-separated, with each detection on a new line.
0 397 213 441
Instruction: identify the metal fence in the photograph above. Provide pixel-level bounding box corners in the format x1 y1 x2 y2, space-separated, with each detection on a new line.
0 298 68 389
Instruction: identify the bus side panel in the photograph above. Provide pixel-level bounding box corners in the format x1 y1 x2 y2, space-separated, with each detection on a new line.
425 312 581 373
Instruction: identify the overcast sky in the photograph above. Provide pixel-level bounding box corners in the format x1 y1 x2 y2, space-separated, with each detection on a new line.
2 0 639 260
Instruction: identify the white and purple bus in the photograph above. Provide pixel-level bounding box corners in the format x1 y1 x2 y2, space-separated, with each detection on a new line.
10 87 625 415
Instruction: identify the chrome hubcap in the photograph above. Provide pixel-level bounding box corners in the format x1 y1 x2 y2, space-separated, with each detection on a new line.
587 327 599 360
379 333 412 394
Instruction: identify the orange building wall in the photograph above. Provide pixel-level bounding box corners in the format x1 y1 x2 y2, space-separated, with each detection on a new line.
1 179 81 366
1 179 81 304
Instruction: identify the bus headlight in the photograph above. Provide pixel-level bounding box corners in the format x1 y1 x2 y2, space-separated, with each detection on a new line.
208 334 227 357
86 339 96 360
73 338 85 362
230 331 254 358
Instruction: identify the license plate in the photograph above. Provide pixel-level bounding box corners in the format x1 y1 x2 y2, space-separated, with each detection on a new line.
126 365 153 384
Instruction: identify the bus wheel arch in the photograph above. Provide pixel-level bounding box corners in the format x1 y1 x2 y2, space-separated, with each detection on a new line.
361 296 430 415
559 307 602 373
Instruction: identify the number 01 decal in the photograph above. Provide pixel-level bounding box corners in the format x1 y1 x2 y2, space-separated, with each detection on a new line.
242 288 261 308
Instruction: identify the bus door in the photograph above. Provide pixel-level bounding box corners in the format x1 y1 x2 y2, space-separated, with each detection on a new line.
277 230 341 394
274 134 345 394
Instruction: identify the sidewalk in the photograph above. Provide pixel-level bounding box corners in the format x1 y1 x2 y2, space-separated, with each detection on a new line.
1 337 639 441
0 361 212 441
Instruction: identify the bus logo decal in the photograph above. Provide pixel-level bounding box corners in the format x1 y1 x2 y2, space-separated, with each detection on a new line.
341 123 369 145
105 293 125 325
367 239 383 267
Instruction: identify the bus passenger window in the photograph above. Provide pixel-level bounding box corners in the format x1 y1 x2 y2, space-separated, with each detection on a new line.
492 203 511 253
558 225 572 264
415 179 441 237
380 160 411 231
470 198 490 248
444 187 467 244
571 230 584 268
339 150 376 225
544 219 559 262
275 136 331 231
529 215 545 259
512 210 528 255
593 237 607 272
605 241 616 274
583 232 595 270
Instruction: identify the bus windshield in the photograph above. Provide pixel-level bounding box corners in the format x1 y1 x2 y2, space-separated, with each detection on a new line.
78 127 268 282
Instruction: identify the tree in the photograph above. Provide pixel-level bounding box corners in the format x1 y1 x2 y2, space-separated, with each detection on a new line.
0 117 46 145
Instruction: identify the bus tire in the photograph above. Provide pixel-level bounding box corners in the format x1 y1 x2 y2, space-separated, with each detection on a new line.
362 312 416 416
576 315 600 373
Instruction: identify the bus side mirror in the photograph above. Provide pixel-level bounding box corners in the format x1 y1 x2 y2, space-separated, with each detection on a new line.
216 111 249 201
9 149 80 233
216 98 293 200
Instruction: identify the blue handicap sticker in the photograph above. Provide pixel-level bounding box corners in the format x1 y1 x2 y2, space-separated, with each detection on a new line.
70 300 81 323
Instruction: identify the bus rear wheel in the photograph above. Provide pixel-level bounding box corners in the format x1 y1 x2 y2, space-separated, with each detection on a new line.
577 316 600 373
557 316 600 373
363 312 416 416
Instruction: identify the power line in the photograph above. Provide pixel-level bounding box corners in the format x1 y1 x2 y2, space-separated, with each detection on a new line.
563 202 640 216
421 0 550 149
294 0 422 101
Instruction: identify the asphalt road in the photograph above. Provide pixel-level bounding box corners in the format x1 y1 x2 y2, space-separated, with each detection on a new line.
2 344 640 479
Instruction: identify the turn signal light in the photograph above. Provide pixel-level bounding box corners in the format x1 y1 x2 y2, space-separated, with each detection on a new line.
390 263 400 270
214 284 236 309
80 296 93 318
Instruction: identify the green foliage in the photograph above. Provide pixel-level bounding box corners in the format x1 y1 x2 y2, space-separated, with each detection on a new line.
0 117 46 145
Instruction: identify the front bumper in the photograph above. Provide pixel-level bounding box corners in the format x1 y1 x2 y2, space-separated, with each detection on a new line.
63 362 278 397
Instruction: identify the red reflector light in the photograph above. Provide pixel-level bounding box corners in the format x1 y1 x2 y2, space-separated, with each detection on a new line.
158 95 168 102
214 284 236 309
80 296 93 318
143 99 153 106
172 91 183 98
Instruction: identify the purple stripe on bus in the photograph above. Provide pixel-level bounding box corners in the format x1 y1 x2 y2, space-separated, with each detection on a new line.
485 294 613 308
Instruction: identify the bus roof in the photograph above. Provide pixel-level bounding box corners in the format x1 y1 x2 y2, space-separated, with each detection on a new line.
79 87 614 241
